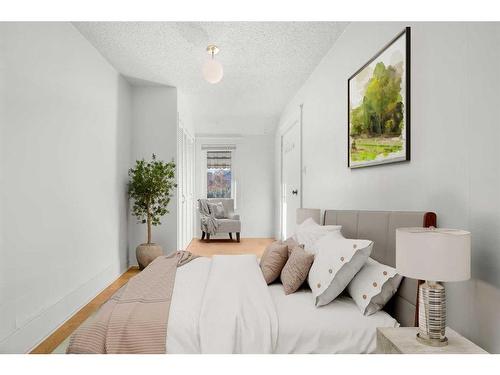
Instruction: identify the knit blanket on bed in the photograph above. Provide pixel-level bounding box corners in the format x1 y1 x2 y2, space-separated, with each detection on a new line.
66 251 198 354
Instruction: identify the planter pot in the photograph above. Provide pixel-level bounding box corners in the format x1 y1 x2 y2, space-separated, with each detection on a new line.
136 243 163 269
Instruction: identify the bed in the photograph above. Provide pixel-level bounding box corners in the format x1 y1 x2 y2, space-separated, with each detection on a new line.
67 209 436 354
167 255 398 354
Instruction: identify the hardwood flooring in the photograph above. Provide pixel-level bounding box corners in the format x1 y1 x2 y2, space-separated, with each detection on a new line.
30 237 274 354
186 237 274 258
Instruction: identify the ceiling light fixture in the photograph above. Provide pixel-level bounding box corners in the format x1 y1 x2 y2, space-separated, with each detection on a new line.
203 44 223 84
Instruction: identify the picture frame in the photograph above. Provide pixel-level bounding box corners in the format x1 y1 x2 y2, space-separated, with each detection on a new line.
348 27 411 168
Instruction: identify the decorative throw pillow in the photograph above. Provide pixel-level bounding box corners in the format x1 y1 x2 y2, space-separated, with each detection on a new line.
347 257 403 315
259 241 289 284
308 233 373 307
280 246 314 295
293 218 342 254
207 202 226 219
283 236 304 256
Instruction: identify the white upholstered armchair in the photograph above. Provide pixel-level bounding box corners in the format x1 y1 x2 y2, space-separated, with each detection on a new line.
198 198 241 242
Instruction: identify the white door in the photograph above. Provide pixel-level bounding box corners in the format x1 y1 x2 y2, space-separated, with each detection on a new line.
177 121 195 250
281 116 302 239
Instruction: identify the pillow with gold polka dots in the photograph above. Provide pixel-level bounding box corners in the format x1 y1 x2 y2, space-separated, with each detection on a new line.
308 233 373 307
347 257 403 315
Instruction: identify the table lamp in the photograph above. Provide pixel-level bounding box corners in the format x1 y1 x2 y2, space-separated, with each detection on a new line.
396 227 471 346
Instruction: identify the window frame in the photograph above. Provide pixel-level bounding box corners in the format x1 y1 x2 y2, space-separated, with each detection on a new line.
206 150 233 199
199 143 238 211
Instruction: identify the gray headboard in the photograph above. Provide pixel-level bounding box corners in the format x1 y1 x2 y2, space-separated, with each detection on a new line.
297 208 437 327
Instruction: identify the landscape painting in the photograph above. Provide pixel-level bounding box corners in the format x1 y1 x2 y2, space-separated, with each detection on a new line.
348 27 410 168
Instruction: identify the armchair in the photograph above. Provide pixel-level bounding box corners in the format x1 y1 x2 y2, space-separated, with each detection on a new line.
198 198 241 242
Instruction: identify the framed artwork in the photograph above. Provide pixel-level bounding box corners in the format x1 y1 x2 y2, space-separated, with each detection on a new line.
348 27 410 168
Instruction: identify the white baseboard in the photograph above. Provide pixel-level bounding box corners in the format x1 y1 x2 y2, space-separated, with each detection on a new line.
0 263 127 354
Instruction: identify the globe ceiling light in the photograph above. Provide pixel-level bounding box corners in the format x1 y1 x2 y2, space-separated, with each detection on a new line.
203 44 223 84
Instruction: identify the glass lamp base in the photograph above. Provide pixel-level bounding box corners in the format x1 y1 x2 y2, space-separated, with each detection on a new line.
416 332 448 347
418 281 448 347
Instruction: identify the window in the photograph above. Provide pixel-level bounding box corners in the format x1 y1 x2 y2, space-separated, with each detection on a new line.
207 151 232 198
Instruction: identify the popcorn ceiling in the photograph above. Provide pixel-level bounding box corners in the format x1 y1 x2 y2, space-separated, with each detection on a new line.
73 22 348 135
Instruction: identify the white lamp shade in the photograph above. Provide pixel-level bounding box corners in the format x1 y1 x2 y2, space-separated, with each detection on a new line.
202 59 223 84
396 227 471 282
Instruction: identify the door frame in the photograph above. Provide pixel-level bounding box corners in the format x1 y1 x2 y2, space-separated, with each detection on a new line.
279 104 303 240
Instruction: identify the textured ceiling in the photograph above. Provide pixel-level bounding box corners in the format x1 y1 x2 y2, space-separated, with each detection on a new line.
74 22 348 134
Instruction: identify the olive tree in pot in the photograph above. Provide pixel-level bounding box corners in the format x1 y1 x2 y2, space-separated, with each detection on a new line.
128 154 177 269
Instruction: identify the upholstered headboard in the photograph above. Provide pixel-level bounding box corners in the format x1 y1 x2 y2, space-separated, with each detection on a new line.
297 208 437 327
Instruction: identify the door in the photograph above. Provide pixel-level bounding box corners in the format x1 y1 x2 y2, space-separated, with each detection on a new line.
281 115 302 239
177 121 195 250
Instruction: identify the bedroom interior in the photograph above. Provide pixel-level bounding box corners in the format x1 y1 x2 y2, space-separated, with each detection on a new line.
1 1 500 370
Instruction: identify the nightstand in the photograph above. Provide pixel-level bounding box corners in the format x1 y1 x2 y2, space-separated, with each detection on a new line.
376 327 488 354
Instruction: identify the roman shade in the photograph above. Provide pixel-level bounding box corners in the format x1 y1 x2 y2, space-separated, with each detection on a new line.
207 151 232 169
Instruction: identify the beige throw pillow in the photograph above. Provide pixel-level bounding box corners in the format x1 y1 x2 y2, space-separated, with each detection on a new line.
283 237 303 256
280 246 314 295
260 241 289 284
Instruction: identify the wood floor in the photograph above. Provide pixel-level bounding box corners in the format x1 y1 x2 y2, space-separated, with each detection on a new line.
186 237 274 257
30 237 273 354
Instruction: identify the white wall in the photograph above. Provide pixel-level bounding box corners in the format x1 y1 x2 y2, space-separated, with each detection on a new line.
0 22 132 353
128 85 178 263
177 90 195 136
276 22 500 353
238 135 274 237
195 134 275 238
0 29 6 349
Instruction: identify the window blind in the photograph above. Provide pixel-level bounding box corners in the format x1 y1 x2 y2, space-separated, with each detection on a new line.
207 151 232 169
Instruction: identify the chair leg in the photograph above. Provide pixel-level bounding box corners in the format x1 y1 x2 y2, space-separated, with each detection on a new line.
206 233 210 241
201 231 206 240
236 232 240 243
229 233 233 240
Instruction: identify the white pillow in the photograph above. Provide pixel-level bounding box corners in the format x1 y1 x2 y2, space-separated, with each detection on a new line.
292 218 342 254
207 202 226 219
308 233 373 307
347 257 403 316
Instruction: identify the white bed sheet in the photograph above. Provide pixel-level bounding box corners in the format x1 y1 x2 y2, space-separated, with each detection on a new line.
268 284 398 354
167 257 398 354
199 255 278 353
167 257 211 353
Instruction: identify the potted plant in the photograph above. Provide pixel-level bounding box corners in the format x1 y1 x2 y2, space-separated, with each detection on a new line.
128 154 177 269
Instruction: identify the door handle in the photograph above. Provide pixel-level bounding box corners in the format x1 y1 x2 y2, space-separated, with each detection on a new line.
292 189 298 195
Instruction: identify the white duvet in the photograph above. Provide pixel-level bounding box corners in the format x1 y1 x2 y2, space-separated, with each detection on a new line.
166 255 398 354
